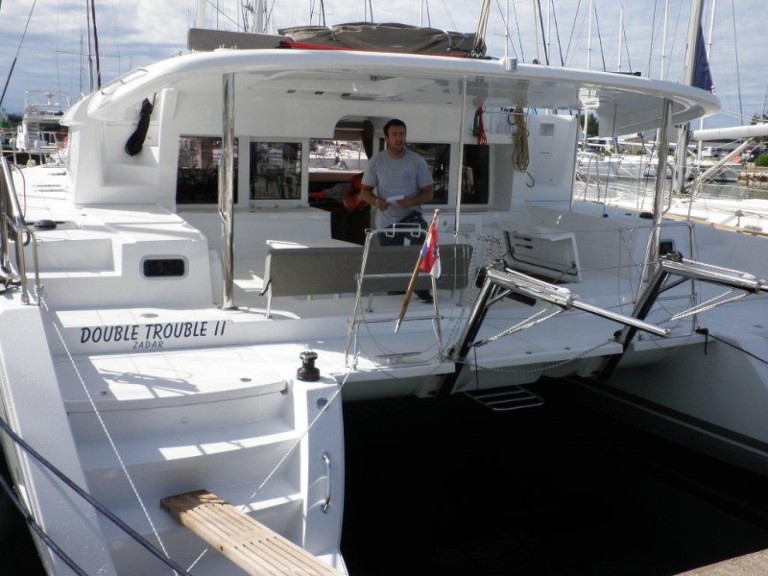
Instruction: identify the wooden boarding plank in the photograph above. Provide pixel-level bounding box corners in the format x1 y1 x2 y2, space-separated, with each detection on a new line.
161 490 343 576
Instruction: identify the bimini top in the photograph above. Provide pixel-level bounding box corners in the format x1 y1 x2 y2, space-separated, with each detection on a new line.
75 46 719 137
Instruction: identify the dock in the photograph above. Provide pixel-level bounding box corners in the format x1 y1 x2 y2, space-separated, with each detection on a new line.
678 548 768 575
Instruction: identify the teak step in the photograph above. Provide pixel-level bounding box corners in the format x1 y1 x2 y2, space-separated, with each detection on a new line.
161 490 343 576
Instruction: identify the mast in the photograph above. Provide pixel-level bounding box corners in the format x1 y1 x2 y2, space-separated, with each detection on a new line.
252 0 265 33
504 0 510 59
617 5 623 72
89 0 102 89
583 0 594 146
660 0 669 80
587 0 593 70
672 0 705 196
696 0 717 160
196 0 206 27
546 0 551 66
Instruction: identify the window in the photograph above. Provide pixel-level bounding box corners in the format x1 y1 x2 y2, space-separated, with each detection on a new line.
460 145 490 205
407 143 450 205
177 136 238 204
309 138 368 173
142 258 186 278
250 142 302 200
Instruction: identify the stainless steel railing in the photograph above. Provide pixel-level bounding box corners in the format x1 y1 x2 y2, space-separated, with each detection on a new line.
0 156 41 305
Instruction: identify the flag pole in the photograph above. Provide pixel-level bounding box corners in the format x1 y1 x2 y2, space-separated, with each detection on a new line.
395 208 440 333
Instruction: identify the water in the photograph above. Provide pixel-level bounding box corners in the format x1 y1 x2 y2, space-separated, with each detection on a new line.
341 383 768 576
5 382 768 575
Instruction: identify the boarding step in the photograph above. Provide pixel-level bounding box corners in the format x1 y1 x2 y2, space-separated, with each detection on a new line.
465 385 544 411
161 490 344 576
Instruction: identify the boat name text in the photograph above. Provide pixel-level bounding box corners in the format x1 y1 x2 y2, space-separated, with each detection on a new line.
80 321 227 349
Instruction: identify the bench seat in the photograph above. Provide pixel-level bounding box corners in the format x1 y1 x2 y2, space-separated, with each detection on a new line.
262 242 474 315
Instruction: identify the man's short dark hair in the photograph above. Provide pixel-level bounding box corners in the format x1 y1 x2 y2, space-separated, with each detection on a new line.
383 118 406 136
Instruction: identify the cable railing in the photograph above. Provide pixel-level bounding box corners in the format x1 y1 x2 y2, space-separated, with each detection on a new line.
0 155 41 305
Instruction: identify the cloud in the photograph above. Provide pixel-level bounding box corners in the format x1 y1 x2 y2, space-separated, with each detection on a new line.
1 0 765 129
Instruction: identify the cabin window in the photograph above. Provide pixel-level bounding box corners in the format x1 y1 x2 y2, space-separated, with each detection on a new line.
407 143 450 205
309 138 368 173
142 257 186 278
177 136 239 204
250 142 302 201
460 145 489 205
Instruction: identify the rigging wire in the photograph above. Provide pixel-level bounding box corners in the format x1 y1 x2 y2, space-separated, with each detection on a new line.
697 328 768 365
664 0 685 81
621 23 633 73
511 0 526 62
0 469 89 576
204 0 241 29
535 0 549 64
592 1 607 71
549 0 566 67
437 0 458 33
564 0 583 66
493 0 518 60
0 0 38 109
644 0 659 78
0 413 195 576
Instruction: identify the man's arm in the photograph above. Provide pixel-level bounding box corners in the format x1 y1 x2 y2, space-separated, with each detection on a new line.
360 184 392 211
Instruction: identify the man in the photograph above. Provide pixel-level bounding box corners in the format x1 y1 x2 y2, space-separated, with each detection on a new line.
360 119 434 243
360 119 434 302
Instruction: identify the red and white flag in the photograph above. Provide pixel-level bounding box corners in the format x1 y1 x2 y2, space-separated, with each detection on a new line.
419 220 441 278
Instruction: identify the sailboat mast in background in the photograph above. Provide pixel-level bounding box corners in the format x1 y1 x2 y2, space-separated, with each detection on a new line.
672 0 706 195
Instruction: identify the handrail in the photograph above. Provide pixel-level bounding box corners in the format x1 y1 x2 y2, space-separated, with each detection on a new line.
0 155 42 305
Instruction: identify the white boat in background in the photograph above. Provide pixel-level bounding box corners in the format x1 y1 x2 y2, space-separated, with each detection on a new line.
13 91 69 163
692 145 744 183
3 8 768 576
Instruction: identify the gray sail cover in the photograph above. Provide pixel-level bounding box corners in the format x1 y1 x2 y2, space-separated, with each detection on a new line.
279 22 484 56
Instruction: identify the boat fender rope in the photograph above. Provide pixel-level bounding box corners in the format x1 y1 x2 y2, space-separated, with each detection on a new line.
0 469 89 575
0 415 194 576
695 327 768 365
696 327 710 354
124 96 155 156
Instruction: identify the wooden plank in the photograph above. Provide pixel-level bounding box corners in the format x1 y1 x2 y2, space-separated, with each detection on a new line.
161 490 343 576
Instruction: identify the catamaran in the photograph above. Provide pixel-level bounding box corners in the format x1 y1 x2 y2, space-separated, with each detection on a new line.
1 7 768 576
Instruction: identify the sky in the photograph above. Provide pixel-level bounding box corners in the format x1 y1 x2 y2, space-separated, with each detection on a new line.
1 0 766 130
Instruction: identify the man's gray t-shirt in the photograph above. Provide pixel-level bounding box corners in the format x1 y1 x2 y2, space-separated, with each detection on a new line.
362 149 434 228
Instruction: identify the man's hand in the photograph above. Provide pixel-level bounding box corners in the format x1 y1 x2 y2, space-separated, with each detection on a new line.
397 185 433 209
